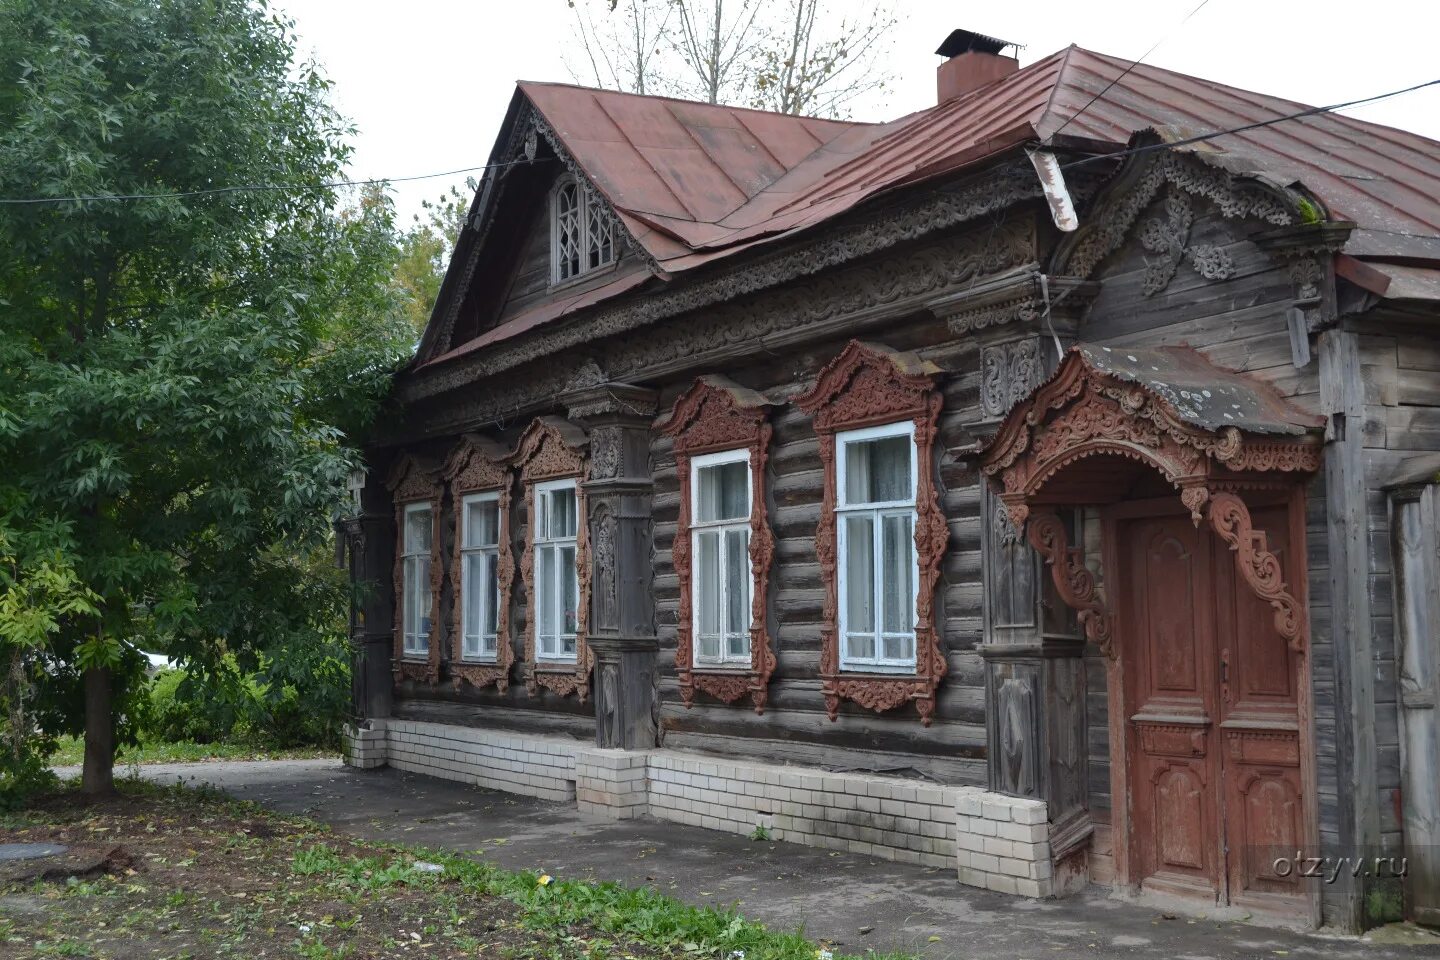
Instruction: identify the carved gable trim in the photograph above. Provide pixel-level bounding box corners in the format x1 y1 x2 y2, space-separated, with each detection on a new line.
661 378 777 714
795 341 949 726
443 435 516 693
510 417 593 701
386 454 444 685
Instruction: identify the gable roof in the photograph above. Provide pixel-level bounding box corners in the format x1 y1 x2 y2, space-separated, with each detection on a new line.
523 46 1440 274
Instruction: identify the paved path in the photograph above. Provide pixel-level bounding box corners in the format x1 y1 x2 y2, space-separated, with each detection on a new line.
101 759 1439 959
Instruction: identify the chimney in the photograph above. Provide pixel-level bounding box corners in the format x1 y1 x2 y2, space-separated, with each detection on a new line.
935 29 1019 103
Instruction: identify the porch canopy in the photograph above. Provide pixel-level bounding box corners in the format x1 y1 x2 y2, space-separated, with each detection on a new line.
977 343 1325 657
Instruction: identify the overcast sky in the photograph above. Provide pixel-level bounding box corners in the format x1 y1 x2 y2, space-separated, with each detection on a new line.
277 0 1440 223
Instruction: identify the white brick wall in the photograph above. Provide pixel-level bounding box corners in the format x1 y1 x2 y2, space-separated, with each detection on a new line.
343 720 1069 895
954 786 1053 897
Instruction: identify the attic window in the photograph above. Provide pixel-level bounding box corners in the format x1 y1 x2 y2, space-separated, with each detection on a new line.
551 176 615 283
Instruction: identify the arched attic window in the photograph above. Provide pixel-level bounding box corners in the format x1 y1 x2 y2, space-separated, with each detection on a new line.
550 175 615 284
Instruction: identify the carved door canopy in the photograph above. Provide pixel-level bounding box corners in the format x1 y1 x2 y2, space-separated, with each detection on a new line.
978 343 1324 655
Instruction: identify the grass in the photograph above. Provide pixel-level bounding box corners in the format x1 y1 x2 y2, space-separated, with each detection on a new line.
2 779 915 960
50 735 335 767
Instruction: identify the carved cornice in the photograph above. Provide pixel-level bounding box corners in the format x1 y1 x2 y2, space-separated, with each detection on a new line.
1052 149 1307 282
796 341 949 726
386 454 444 685
510 417 594 701
663 378 777 714
443 435 516 693
400 162 1045 405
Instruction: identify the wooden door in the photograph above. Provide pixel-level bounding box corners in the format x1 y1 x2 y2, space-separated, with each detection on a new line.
1118 503 1306 909
1122 512 1223 899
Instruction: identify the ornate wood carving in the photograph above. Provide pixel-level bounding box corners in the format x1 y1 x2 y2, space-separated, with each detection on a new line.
980 338 1044 419
660 377 777 714
1206 491 1309 653
386 454 444 685
1137 189 1235 296
443 435 515 693
1025 511 1114 658
795 341 949 725
510 416 594 701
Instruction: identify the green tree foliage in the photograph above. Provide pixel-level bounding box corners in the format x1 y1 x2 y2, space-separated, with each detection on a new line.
394 185 470 336
0 0 413 797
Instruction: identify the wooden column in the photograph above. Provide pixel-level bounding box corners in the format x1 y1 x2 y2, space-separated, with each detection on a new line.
1319 327 1380 929
566 383 659 750
342 466 396 721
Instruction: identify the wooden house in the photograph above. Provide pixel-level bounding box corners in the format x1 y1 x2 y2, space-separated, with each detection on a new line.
340 31 1440 931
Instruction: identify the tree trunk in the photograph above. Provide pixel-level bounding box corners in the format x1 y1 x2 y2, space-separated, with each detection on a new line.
81 665 115 797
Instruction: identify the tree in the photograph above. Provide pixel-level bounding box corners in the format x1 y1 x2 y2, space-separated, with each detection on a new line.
564 0 896 118
393 185 471 336
0 0 412 796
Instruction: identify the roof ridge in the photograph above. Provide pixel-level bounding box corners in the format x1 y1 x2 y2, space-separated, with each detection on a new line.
515 79 871 126
1035 44 1082 137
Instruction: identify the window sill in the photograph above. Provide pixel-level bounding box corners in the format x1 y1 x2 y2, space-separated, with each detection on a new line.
837 664 919 676
547 257 619 293
534 659 579 670
458 655 500 665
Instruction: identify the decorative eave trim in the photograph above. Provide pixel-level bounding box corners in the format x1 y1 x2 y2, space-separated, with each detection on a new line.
662 378 777 714
400 158 1051 404
386 453 444 685
795 341 949 726
443 435 516 693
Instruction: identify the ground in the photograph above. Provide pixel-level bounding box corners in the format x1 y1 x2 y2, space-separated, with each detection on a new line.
33 758 1437 960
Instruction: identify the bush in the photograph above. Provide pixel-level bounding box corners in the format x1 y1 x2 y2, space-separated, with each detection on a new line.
142 668 236 744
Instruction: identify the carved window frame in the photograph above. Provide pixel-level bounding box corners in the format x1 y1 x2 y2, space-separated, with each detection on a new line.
795 341 949 726
443 435 516 692
386 454 443 685
510 416 594 701
660 376 776 715
550 175 615 286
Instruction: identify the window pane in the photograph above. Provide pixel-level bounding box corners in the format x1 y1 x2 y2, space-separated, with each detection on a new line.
466 499 499 548
698 633 720 661
883 634 914 662
403 557 418 637
537 546 554 642
844 435 911 505
846 633 875 661
881 513 914 635
844 514 875 633
549 487 577 539
405 506 431 553
484 553 499 638
725 528 749 636
696 531 720 637
560 544 577 636
698 461 748 522
463 554 482 651
727 632 749 659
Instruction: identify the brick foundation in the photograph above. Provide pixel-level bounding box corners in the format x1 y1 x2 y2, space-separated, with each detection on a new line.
346 719 1065 894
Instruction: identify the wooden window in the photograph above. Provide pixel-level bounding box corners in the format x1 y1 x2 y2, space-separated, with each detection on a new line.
400 502 434 657
533 478 580 661
795 340 948 726
551 176 614 284
836 421 918 672
459 492 502 661
661 376 777 714
690 448 753 666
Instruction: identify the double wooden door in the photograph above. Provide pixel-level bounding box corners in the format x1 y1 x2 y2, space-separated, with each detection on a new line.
1115 502 1306 910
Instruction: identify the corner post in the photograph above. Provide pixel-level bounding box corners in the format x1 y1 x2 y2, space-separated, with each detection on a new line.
565 383 659 750
341 463 396 722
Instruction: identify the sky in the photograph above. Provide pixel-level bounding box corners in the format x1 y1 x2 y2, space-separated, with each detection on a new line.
276 0 1440 223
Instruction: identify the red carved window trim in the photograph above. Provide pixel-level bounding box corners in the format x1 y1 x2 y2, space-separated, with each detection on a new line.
386 454 444 685
795 341 949 726
510 417 594 702
443 435 516 692
659 376 776 714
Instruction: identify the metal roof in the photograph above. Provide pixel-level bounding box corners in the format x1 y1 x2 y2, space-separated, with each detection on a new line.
1076 343 1326 435
521 47 1440 273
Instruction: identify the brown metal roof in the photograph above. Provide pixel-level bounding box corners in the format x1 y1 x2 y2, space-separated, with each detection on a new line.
522 47 1440 273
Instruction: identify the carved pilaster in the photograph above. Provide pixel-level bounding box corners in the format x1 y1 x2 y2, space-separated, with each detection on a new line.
566 382 660 749
340 469 397 720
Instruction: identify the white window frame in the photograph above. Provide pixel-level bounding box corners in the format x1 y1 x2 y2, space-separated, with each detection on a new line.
835 420 920 673
401 501 433 657
459 491 501 662
689 448 754 667
550 175 615 285
533 478 580 662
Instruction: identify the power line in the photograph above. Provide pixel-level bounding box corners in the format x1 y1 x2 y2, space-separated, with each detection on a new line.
1049 0 1214 141
0 156 543 206
1059 76 1440 170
